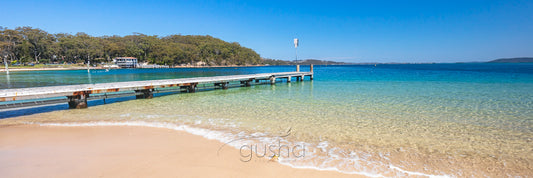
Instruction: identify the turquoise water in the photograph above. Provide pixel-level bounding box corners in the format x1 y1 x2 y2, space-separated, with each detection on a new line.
1 64 532 177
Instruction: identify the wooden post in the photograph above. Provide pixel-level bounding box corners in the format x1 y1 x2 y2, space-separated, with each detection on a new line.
215 82 229 89
180 83 197 92
270 77 276 84
240 79 252 87
310 64 313 73
310 74 314 80
287 76 291 83
296 65 300 72
222 82 229 89
188 84 197 93
135 89 153 99
300 75 305 81
68 92 89 109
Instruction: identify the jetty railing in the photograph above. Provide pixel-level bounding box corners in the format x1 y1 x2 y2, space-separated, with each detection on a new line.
0 65 313 109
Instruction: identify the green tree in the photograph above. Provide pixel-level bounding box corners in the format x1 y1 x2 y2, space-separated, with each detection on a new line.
16 27 54 63
1 26 265 66
0 27 22 63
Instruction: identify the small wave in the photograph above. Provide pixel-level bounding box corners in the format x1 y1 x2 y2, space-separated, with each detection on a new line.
390 165 450 178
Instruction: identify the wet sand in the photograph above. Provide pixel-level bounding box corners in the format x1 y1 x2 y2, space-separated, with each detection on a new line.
0 125 361 178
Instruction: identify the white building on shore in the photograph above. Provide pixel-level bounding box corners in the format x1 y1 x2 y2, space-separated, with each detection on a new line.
113 57 138 68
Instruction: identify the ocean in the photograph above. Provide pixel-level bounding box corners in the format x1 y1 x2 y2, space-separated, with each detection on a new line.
1 64 532 177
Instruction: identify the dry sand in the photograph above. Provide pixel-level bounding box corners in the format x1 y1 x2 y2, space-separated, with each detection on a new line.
0 125 362 178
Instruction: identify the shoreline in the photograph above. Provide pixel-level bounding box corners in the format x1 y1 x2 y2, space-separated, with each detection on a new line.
0 124 361 178
0 67 93 72
0 65 266 72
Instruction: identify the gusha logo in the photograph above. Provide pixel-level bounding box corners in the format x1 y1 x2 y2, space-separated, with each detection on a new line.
217 127 306 162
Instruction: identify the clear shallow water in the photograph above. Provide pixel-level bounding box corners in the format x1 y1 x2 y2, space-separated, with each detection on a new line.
1 64 532 177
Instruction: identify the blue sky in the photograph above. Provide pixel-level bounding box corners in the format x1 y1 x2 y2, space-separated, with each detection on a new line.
1 0 532 63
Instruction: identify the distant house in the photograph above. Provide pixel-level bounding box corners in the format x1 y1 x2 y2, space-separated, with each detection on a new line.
113 57 138 68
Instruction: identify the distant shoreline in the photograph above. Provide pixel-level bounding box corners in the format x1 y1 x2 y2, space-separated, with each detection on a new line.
0 64 267 72
2 61 531 72
0 67 92 72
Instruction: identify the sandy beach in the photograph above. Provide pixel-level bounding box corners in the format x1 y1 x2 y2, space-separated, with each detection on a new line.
0 125 360 178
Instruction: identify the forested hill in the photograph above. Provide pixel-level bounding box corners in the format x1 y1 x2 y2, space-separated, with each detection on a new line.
488 57 533 63
0 26 262 66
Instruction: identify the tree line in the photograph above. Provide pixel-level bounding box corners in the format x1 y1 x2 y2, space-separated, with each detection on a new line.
0 26 263 66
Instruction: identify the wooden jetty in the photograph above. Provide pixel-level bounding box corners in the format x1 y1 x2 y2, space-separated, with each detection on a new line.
0 66 313 109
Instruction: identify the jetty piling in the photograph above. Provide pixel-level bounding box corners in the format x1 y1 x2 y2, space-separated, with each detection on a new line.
240 79 252 87
135 89 154 99
270 76 276 85
0 67 313 109
214 82 229 89
310 64 314 80
67 91 89 109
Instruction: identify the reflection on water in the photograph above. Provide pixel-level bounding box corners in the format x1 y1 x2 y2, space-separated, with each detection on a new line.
88 71 92 84
5 74 10 88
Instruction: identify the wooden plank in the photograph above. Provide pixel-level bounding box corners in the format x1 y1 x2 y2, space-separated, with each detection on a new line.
0 72 313 101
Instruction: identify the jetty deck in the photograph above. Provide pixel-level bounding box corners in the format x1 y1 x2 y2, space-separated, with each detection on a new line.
0 70 313 109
